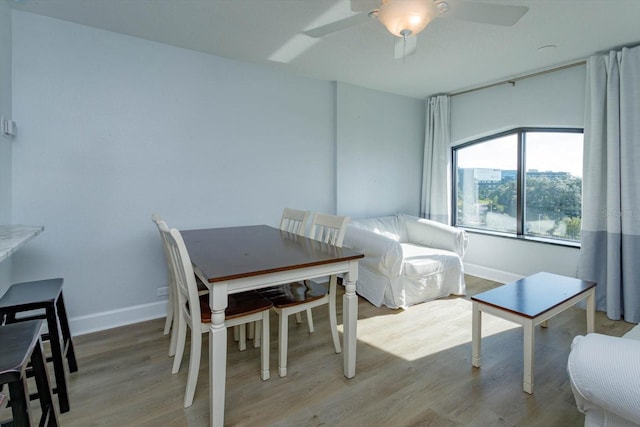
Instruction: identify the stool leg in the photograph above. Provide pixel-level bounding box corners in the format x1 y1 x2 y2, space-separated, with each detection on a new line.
31 338 60 427
45 306 70 413
8 377 32 427
55 293 78 373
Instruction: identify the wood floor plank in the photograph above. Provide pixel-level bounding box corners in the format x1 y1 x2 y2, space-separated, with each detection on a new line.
2 275 633 426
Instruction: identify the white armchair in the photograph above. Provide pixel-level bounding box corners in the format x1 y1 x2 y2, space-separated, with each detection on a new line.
343 214 468 309
567 325 640 427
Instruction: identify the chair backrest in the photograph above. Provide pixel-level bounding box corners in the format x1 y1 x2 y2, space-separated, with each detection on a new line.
160 224 202 330
309 213 350 248
279 208 310 236
152 214 174 281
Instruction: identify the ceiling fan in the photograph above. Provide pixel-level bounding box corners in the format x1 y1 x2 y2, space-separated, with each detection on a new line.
304 0 529 60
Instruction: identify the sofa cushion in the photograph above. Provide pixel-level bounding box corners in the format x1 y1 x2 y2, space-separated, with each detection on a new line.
400 244 462 277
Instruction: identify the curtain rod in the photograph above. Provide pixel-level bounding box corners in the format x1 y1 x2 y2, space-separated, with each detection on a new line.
449 60 587 97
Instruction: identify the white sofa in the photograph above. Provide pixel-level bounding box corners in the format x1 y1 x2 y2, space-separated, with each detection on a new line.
567 324 640 427
343 214 468 309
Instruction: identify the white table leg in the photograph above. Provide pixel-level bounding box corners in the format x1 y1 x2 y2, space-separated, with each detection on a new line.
342 261 358 378
471 301 481 368
209 285 228 427
523 319 535 394
586 288 595 333
260 312 270 381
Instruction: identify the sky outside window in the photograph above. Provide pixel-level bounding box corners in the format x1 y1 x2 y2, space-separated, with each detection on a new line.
457 132 582 178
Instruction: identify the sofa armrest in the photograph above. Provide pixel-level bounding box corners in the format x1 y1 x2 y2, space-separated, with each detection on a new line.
567 333 640 425
399 214 468 258
343 225 404 277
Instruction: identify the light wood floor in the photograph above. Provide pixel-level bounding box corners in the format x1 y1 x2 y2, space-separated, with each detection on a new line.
6 275 635 426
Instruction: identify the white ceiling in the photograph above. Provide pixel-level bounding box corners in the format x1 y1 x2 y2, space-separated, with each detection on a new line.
8 0 640 99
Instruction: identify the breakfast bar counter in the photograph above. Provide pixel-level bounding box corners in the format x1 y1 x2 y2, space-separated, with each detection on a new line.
0 225 44 264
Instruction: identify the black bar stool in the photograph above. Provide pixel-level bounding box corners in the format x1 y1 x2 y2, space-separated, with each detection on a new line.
0 319 59 426
0 278 77 414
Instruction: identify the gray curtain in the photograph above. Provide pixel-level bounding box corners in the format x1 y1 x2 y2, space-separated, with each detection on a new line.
421 95 450 224
577 45 640 323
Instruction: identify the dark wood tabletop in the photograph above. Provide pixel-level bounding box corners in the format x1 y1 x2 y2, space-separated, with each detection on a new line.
470 272 596 319
180 225 364 283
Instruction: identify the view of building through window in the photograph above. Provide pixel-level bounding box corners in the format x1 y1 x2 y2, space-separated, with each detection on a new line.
454 129 583 243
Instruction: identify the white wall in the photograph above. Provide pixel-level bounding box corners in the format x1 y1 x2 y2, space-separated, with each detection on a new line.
0 0 12 293
10 11 425 334
336 82 424 219
10 11 338 332
451 65 586 281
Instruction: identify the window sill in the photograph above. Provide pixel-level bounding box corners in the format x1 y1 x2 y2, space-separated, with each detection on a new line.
459 227 581 249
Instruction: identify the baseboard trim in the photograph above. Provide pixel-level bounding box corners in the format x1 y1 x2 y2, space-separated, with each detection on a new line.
68 264 521 337
464 263 523 284
69 300 167 336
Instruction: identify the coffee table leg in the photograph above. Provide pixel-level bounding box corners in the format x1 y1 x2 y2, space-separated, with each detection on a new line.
472 301 481 367
523 319 535 394
586 288 595 333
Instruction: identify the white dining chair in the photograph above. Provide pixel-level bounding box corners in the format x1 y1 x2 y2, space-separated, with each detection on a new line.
279 207 310 235
160 222 272 407
151 213 180 355
152 214 213 355
260 212 350 377
279 208 312 326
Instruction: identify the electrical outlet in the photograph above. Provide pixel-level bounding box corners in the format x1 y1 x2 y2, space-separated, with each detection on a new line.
157 287 169 297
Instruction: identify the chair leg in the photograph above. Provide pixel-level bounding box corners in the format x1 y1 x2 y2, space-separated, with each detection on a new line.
294 312 302 324
329 293 341 354
260 313 270 381
306 308 315 333
253 321 262 348
55 294 78 373
46 306 70 413
8 376 32 427
168 287 181 357
163 283 174 335
172 314 188 374
183 329 202 408
248 322 255 340
278 311 289 378
31 339 60 426
238 324 247 351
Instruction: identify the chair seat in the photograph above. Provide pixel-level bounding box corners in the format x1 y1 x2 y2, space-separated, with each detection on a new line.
259 281 328 308
0 278 63 311
197 291 273 323
0 321 43 383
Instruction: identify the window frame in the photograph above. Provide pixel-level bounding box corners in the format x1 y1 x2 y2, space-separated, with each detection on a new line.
451 127 583 248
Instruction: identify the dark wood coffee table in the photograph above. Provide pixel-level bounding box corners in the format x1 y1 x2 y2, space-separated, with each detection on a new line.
471 272 596 394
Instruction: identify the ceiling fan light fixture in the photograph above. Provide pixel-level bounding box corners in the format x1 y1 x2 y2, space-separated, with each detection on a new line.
377 0 435 38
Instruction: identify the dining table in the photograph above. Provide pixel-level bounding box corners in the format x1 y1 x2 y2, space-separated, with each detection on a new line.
180 224 364 427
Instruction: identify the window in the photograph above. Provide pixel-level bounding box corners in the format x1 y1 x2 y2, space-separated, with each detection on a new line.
453 128 583 244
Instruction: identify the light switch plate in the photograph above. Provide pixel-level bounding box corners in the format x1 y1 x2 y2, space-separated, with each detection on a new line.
1 115 16 136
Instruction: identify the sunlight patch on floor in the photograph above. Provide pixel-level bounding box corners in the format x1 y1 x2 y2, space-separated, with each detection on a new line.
345 297 520 362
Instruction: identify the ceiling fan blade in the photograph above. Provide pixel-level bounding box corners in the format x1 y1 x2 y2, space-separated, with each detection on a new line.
394 36 418 60
304 12 371 38
350 0 380 12
441 0 528 26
